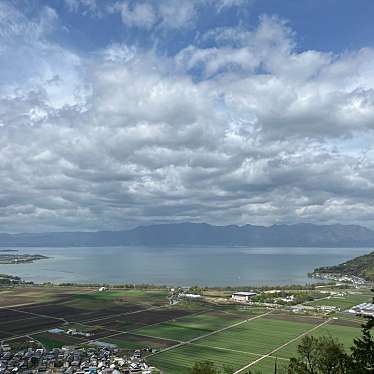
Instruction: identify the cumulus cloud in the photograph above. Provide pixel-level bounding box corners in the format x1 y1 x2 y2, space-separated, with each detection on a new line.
1 2 374 232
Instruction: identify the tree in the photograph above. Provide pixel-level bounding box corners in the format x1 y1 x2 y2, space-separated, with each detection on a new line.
191 361 220 374
348 306 374 373
288 335 348 374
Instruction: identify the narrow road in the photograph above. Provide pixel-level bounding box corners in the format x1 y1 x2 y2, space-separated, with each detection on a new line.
233 318 332 373
148 311 273 358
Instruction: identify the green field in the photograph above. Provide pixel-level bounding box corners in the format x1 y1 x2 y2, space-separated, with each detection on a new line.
249 357 289 374
103 333 178 351
274 323 362 359
148 316 363 374
135 311 244 341
32 332 83 349
137 323 210 341
309 292 372 310
148 344 259 374
197 318 316 355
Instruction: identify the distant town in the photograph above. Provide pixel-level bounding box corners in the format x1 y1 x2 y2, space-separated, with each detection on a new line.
0 343 154 374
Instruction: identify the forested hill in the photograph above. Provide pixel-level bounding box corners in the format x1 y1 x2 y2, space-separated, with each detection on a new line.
314 251 374 280
1 222 374 247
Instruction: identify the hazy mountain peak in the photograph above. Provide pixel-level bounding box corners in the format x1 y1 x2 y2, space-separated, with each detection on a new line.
1 222 374 248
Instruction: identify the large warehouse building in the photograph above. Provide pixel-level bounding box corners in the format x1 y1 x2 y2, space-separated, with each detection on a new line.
348 303 374 317
231 291 257 302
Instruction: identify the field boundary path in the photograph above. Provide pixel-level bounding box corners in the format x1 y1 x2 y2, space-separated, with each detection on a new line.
0 301 210 347
233 318 332 373
147 310 273 358
190 342 291 362
4 307 68 323
81 305 161 324
81 308 211 345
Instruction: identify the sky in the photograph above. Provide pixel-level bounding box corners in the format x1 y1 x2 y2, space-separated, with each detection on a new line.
2 0 374 233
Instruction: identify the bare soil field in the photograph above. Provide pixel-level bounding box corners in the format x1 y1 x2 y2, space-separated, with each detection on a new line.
330 318 363 328
0 331 14 339
0 287 94 307
103 333 178 351
88 308 196 332
0 308 35 320
0 316 61 336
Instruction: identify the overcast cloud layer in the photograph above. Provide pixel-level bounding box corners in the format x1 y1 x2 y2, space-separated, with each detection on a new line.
1 0 374 232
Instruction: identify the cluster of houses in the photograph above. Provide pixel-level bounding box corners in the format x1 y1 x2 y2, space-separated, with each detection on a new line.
312 273 366 286
0 344 157 374
48 329 92 339
290 304 339 314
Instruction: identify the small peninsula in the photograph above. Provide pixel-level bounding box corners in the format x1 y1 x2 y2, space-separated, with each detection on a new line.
312 250 374 281
0 253 49 264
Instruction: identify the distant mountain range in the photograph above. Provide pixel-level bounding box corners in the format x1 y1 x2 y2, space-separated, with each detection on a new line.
1 222 374 247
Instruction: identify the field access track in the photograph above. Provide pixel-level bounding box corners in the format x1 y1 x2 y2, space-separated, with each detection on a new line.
148 313 362 374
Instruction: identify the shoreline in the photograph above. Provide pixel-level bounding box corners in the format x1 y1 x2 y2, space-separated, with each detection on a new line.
0 272 340 291
0 253 49 265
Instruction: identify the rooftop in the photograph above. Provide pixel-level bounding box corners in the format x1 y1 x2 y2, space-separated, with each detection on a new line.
232 292 257 297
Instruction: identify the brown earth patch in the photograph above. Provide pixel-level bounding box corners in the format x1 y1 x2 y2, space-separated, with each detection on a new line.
329 319 362 328
0 330 14 339
0 308 35 321
88 308 196 332
103 333 178 351
0 317 61 335
14 302 144 323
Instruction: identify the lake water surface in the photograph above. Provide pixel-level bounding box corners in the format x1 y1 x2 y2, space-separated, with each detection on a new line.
0 246 371 286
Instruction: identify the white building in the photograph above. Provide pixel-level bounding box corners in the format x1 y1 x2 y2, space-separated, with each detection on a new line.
231 291 257 302
348 303 374 317
279 295 295 303
180 293 202 299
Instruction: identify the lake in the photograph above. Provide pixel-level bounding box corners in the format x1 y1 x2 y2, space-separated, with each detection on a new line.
0 246 370 286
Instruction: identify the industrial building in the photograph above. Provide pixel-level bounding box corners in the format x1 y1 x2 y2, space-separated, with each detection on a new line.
348 303 374 317
231 291 257 302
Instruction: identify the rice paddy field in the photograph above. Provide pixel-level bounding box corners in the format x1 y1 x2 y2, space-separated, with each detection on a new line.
134 311 246 341
0 286 369 373
147 315 362 373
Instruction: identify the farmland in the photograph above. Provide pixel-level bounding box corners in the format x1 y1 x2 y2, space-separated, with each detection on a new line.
308 291 373 310
0 285 370 373
147 314 363 373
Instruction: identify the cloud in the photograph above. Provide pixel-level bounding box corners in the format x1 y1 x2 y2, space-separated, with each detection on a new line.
158 1 196 29
64 0 98 15
210 0 254 12
119 2 157 29
113 0 248 31
114 0 197 30
1 2 374 232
